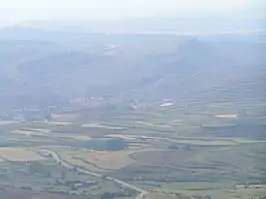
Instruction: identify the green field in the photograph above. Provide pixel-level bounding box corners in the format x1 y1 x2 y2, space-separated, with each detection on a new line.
0 158 135 198
0 99 265 199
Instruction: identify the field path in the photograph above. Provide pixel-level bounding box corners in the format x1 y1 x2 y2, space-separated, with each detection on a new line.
37 149 148 199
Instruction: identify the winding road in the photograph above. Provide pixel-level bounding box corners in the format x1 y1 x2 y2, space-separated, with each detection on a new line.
38 149 148 199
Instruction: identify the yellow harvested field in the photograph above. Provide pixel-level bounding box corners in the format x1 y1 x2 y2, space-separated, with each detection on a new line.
61 134 91 140
215 114 238 119
80 150 134 169
0 148 45 161
106 134 136 140
60 149 134 170
13 129 90 141
47 121 71 126
56 145 156 172
12 129 47 136
59 152 105 173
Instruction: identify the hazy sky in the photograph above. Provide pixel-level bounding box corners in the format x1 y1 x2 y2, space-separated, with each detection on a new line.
0 0 265 25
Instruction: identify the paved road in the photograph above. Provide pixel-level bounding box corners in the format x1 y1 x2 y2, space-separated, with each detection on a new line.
38 149 148 199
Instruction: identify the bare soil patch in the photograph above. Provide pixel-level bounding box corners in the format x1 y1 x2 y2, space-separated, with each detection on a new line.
0 148 45 161
215 114 238 119
59 149 134 171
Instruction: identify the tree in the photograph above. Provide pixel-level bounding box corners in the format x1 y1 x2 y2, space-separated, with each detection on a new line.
101 192 115 199
61 171 66 180
168 144 179 151
73 165 78 172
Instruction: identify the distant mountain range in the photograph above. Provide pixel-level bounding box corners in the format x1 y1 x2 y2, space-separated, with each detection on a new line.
0 26 265 111
17 16 266 34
